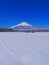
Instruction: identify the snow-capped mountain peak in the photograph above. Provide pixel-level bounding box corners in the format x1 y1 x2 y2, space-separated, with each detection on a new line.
11 22 32 28
16 22 32 26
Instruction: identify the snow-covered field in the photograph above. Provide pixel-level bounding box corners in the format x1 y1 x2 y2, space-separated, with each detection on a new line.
0 32 49 65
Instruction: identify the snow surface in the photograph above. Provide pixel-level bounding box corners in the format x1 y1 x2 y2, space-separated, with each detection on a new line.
0 32 49 65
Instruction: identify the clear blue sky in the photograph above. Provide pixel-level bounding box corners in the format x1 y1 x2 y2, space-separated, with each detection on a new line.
0 0 49 28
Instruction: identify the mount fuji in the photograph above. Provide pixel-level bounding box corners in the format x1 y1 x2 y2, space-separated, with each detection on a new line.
10 22 39 31
0 22 49 32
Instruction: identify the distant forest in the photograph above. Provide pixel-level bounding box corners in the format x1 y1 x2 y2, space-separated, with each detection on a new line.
0 28 49 32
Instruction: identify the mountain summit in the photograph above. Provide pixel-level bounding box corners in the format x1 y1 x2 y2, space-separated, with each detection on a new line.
16 22 32 26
